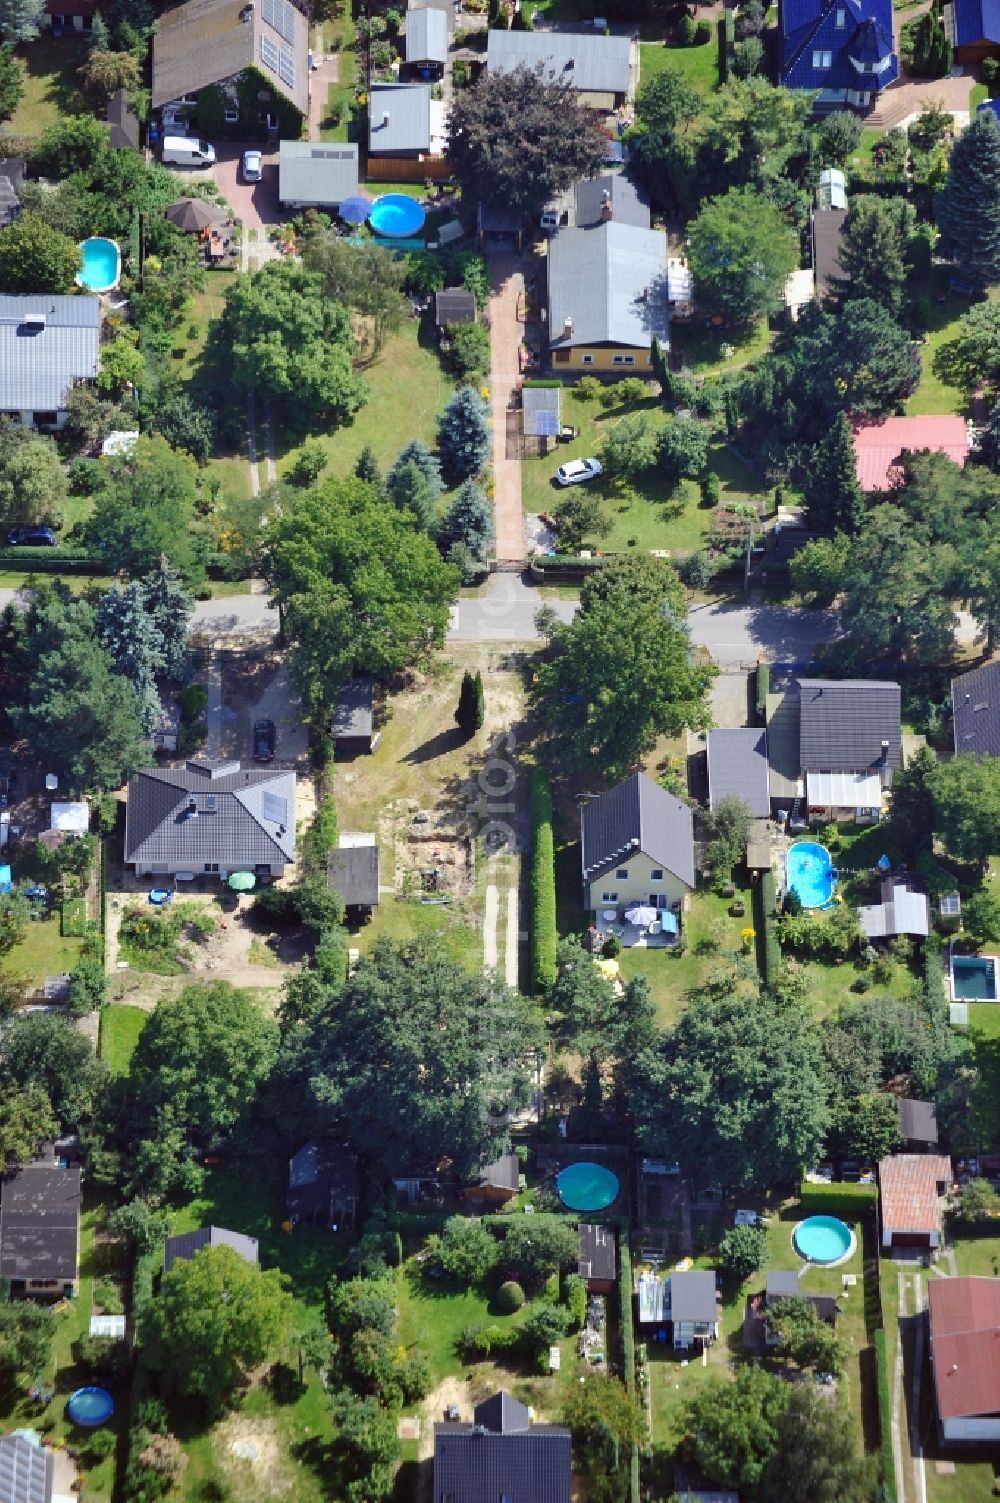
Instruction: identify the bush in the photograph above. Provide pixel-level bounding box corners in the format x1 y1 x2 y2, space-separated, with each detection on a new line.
459 1321 522 1358
695 19 711 41
177 684 208 721
602 932 621 959
61 896 88 937
755 662 769 723
678 11 697 43
619 1236 635 1390
573 375 602 402
443 321 491 381
429 1217 499 1285
719 1222 767 1280
563 1272 588 1331
496 1280 525 1313
530 768 557 991
679 550 714 589
95 1277 125 1315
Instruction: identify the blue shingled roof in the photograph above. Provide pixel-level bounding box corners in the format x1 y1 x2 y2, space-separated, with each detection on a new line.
779 0 898 92
955 0 1000 46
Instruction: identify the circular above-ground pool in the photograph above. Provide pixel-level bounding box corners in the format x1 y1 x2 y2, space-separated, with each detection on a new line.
369 193 426 239
786 840 836 909
793 1215 856 1266
148 887 173 906
556 1161 620 1212
76 237 121 293
67 1387 114 1427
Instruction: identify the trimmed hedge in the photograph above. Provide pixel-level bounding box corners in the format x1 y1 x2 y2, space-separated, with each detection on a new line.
874 1328 896 1503
531 556 606 578
530 767 557 992
755 869 780 986
618 1231 641 1503
799 1180 878 1218
719 9 735 82
0 549 105 575
522 378 561 389
755 662 769 724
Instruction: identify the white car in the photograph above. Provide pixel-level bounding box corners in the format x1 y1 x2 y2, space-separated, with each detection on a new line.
241 149 263 183
555 457 603 487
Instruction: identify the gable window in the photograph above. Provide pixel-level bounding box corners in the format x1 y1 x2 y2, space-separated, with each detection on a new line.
812 48 832 67
835 6 845 23
601 890 619 902
616 867 629 879
651 869 663 881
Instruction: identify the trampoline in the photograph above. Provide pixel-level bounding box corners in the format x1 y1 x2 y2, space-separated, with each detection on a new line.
556 1161 620 1212
67 1387 114 1427
369 193 426 238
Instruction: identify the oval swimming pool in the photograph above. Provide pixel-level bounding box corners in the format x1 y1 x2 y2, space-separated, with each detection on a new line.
369 193 426 239
793 1215 855 1265
556 1161 620 1212
67 1386 115 1427
786 840 835 909
77 237 121 293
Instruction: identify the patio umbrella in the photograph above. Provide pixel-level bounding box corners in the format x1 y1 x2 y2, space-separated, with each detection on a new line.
624 903 659 928
339 194 373 225
165 197 228 233
228 871 256 892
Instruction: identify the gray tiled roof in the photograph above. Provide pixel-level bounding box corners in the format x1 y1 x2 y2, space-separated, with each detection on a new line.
435 287 477 326
406 5 448 63
487 29 631 94
327 845 379 906
706 728 771 816
575 173 649 230
433 1390 571 1503
812 206 846 299
152 0 309 114
474 1152 519 1192
162 1224 260 1274
797 678 902 773
368 82 431 154
670 1269 716 1324
581 771 695 889
124 760 296 868
331 677 374 740
278 141 359 206
0 296 99 414
107 88 139 149
859 880 930 939
899 1098 939 1145
0 1435 53 1503
579 1222 616 1282
952 661 1000 757
548 222 668 350
0 1163 81 1282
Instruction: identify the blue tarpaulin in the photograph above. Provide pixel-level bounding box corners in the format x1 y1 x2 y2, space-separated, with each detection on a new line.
0 865 10 893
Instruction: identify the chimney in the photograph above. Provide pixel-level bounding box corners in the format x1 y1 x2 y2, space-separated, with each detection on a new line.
239 2 253 20
601 198 613 222
381 111 390 127
187 797 198 818
563 316 573 338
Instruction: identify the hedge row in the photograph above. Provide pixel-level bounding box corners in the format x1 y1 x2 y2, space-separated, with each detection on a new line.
618 1232 641 1503
755 869 781 986
799 1180 877 1218
531 556 605 578
529 767 558 992
719 9 735 83
874 1328 897 1503
755 662 769 724
0 549 105 575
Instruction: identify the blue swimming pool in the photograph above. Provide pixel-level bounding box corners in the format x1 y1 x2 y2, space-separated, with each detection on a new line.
77 237 121 292
952 954 998 1000
556 1162 620 1212
67 1386 114 1427
786 840 836 909
793 1215 856 1265
369 194 427 238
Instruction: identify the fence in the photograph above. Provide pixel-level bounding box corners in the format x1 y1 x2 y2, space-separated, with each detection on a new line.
366 155 452 182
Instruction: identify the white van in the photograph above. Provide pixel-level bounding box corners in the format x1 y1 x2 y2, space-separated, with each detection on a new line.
161 135 216 167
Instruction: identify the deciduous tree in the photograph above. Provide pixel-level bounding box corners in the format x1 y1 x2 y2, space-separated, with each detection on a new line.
0 1302 55 1389
561 1375 645 1503
767 1297 845 1376
687 188 798 323
0 1082 56 1166
930 753 1000 864
300 230 406 362
0 212 80 292
0 422 68 527
83 436 205 583
426 1217 499 1285
719 1222 767 1279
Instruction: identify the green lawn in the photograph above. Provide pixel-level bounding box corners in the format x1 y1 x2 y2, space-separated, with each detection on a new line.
617 881 757 1027
10 34 89 136
906 286 975 418
639 36 719 96
969 1002 1000 1148
5 911 84 989
521 389 760 555
671 317 775 378
98 1004 149 1075
354 894 482 974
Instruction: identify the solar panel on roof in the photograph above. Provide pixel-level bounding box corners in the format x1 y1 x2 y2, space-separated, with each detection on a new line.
533 409 559 436
263 792 287 825
260 33 279 72
278 48 296 87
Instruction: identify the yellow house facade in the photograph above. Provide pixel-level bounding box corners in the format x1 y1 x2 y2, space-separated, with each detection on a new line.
548 220 668 376
581 771 696 917
552 342 654 373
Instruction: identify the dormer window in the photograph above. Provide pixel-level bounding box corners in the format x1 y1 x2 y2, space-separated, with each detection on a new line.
835 7 845 24
812 48 833 67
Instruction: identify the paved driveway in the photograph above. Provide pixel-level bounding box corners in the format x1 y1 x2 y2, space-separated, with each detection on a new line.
211 143 282 229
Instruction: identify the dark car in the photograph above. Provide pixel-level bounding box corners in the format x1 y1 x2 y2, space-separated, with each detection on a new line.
253 718 276 761
7 525 57 546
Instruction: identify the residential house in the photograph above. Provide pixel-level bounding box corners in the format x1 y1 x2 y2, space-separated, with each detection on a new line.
578 1222 616 1293
107 88 140 150
946 0 1000 63
672 1468 739 1503
744 1267 841 1350
0 295 100 431
486 30 632 110
368 81 446 163
162 1225 259 1274
0 1433 53 1503
548 221 668 372
778 0 898 110
434 287 477 328
152 0 309 137
405 5 449 75
853 415 970 493
580 771 695 916
433 1391 571 1503
326 835 380 916
858 880 931 940
0 157 24 227
952 660 1000 757
278 141 359 211
706 728 771 817
42 0 95 31
928 1276 1000 1441
898 1098 940 1151
124 759 295 881
878 1153 951 1251
797 677 902 813
0 1150 82 1296
331 677 379 756
461 1151 520 1205
670 1269 719 1350
287 1141 359 1229
543 172 650 232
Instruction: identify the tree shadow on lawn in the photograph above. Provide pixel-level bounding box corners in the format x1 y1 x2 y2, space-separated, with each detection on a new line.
404 726 469 765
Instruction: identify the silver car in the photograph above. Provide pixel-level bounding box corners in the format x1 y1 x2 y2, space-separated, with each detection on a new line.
241 149 263 183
